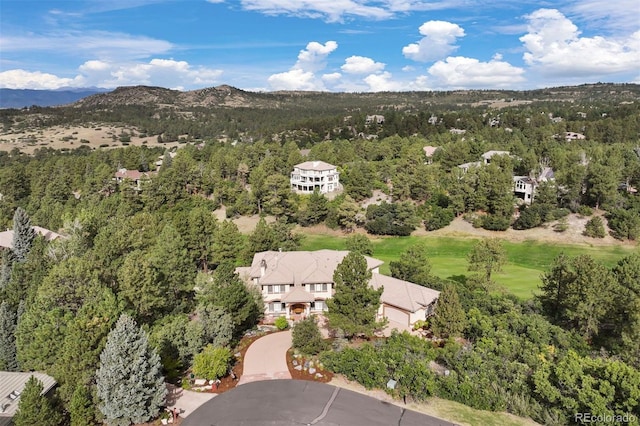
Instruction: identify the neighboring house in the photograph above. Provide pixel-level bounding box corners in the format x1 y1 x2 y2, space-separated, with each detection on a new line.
237 250 440 328
114 168 156 190
449 128 466 135
0 372 57 426
513 167 556 204
457 161 481 173
423 146 438 164
365 115 385 125
554 132 586 141
0 226 63 250
154 151 177 169
481 150 511 165
290 161 340 194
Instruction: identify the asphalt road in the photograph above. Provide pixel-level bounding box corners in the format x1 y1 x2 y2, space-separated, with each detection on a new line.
182 379 457 426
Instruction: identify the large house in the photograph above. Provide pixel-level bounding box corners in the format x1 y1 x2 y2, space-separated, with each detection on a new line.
114 168 156 190
290 161 340 194
0 226 63 250
236 250 440 328
513 167 555 204
0 372 57 425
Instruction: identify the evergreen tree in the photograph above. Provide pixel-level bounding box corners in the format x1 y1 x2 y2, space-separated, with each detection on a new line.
11 207 36 262
0 301 18 370
292 316 327 355
345 234 373 256
13 375 62 426
326 252 385 338
430 284 466 338
96 314 166 426
212 220 244 266
389 242 433 286
70 384 97 426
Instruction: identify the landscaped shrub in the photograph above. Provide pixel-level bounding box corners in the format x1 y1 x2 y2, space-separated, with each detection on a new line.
274 316 289 331
364 202 419 236
192 345 232 381
607 208 640 240
481 214 511 231
583 216 606 238
549 208 570 220
512 206 542 230
292 316 327 355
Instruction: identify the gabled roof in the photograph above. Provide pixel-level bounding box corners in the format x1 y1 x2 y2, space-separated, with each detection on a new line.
369 274 440 313
481 150 510 160
0 372 57 418
281 287 315 303
114 168 156 180
0 226 63 249
423 146 438 157
293 161 337 172
249 250 384 285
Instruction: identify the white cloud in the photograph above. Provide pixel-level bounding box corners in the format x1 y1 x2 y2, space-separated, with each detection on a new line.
267 41 338 90
568 0 640 34
363 72 405 91
0 70 75 90
0 31 173 61
428 55 525 88
240 0 391 22
402 21 465 62
267 69 319 91
322 72 342 83
341 56 385 74
520 9 640 77
0 59 224 90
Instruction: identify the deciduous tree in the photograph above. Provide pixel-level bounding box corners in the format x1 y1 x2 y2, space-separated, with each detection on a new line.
467 238 506 290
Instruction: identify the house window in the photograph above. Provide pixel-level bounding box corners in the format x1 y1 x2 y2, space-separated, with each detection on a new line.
269 302 285 312
312 301 325 311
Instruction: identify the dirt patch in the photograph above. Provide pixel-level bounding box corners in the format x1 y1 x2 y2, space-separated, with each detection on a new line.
417 212 634 247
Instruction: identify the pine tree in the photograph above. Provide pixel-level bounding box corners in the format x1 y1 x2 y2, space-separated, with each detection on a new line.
430 284 466 338
13 375 62 426
11 207 36 263
96 314 166 426
0 301 18 370
70 384 97 426
389 242 433 286
326 252 385 338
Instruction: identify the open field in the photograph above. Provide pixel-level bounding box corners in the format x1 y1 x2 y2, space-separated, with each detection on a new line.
299 233 638 299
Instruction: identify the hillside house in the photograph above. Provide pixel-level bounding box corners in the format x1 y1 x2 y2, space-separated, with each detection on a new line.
482 150 511 164
0 372 57 425
365 115 385 125
423 146 439 164
290 161 340 194
236 250 440 328
0 226 63 250
554 132 586 141
114 168 156 190
513 167 555 204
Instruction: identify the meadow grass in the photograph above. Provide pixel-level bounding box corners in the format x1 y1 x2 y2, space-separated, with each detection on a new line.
299 234 638 299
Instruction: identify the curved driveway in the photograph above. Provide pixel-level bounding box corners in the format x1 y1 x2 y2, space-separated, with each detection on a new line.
237 330 292 385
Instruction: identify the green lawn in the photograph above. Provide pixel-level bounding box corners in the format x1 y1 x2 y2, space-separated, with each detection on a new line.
299 234 638 299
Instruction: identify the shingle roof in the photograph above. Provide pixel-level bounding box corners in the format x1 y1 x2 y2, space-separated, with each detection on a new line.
281 287 315 303
369 274 440 313
249 250 384 285
0 372 57 418
481 150 510 160
0 227 64 249
293 161 337 172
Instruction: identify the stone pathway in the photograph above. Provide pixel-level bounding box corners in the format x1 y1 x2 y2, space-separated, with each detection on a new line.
237 330 292 385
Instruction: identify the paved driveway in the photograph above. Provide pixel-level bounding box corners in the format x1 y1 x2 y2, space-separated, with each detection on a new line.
237 330 292 385
181 380 457 426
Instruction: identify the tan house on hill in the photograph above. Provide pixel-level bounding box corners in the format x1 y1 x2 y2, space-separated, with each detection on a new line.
290 161 340 194
114 168 156 190
0 226 63 250
236 250 440 328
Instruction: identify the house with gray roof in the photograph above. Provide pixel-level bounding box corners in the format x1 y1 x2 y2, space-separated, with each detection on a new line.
238 250 439 328
0 226 63 250
0 372 57 426
290 161 340 194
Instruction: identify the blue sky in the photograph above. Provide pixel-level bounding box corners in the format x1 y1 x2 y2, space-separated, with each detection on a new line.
1 0 638 91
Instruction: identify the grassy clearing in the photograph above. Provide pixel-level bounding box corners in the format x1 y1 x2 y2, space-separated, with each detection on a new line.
299 234 637 299
415 397 540 426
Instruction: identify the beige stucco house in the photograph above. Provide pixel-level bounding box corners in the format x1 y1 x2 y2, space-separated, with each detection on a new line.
236 250 440 328
290 161 340 194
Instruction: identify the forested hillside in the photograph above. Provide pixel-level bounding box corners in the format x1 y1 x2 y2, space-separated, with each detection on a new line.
0 84 638 425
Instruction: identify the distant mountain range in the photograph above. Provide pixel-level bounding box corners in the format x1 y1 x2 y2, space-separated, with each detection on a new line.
0 88 109 108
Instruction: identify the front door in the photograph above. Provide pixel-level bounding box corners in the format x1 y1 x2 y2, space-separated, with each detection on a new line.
290 304 306 321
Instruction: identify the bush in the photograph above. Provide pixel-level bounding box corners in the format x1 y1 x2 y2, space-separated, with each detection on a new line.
606 209 640 240
423 206 455 231
549 208 570 220
292 316 327 355
583 216 606 238
513 206 542 230
274 316 289 330
364 202 419 236
576 205 593 217
481 214 511 231
192 345 232 381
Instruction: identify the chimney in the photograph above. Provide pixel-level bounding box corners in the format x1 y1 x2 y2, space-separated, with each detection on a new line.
260 259 266 277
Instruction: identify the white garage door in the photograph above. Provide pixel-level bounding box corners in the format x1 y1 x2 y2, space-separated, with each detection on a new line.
384 305 409 326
